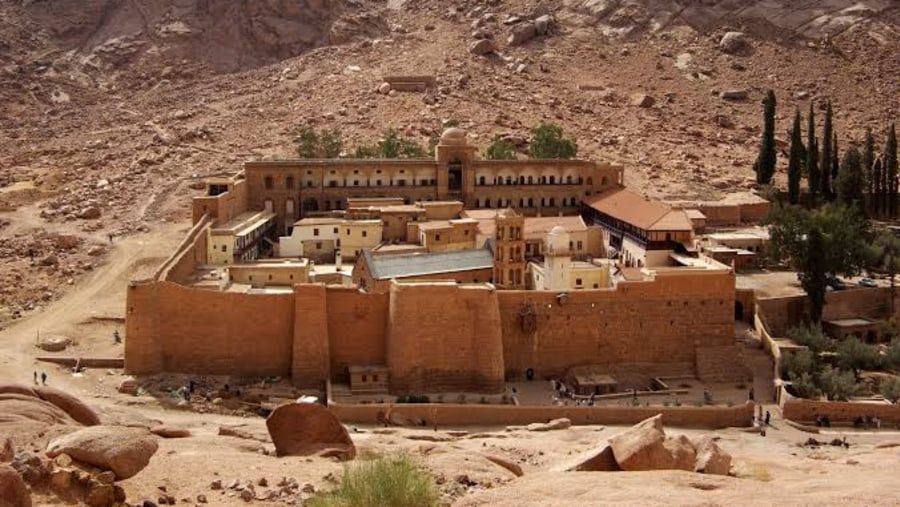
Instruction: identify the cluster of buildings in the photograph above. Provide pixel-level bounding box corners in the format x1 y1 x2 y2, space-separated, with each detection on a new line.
127 128 762 395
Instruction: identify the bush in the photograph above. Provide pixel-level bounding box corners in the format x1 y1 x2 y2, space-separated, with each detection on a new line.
885 339 900 370
787 324 832 353
529 123 577 159
817 365 858 401
355 129 426 159
295 126 343 158
788 371 821 399
308 455 438 507
486 138 516 160
836 337 883 372
880 377 900 402
781 349 818 380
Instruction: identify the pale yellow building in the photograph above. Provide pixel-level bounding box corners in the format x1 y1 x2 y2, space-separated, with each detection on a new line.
341 220 384 261
278 217 342 262
207 210 277 265
528 226 611 290
410 219 478 253
227 259 311 287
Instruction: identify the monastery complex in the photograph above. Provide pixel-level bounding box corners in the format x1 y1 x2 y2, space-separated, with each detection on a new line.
126 129 760 396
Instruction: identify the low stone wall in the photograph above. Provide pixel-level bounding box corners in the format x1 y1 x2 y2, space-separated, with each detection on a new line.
330 401 753 429
783 398 900 424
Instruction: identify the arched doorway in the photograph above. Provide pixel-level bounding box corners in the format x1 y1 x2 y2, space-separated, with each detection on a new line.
734 301 744 321
448 158 463 192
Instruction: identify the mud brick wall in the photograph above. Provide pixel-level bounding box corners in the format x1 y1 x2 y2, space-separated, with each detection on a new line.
498 270 735 380
757 288 893 337
325 287 389 383
125 282 295 376
387 283 505 394
783 398 900 424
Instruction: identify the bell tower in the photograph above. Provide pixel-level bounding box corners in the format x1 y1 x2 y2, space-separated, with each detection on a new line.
435 128 477 202
493 208 525 289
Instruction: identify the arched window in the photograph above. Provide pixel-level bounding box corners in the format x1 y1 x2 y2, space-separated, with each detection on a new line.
540 176 546 184
549 198 555 207
549 176 556 184
475 198 481 208
587 177 593 186
264 176 273 190
566 175 573 184
485 198 491 208
479 176 486 185
519 175 525 184
519 198 525 207
286 176 294 189
506 176 513 185
601 176 609 186
528 176 534 184
528 198 534 207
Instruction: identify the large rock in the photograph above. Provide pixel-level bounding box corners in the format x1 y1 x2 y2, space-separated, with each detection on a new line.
0 393 75 425
508 22 537 45
482 454 523 477
609 415 674 471
468 39 495 56
1 439 13 462
46 426 158 480
720 89 748 100
534 15 554 35
630 93 655 107
265 403 356 460
720 32 748 54
663 435 696 471
34 387 101 426
694 436 732 475
37 335 71 352
0 463 32 507
553 443 621 472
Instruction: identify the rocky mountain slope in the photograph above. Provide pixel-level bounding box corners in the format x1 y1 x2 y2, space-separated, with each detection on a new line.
0 0 898 320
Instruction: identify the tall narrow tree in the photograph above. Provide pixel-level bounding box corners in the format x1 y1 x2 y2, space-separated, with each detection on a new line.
801 226 828 324
832 131 840 184
754 90 778 185
864 128 875 212
806 104 819 206
873 156 884 217
887 124 898 217
836 146 864 209
788 109 803 205
821 101 834 200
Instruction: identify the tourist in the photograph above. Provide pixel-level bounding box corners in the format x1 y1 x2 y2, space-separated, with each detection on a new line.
748 387 754 401
33 371 37 385
41 372 47 385
108 233 113 244
815 414 823 427
189 380 196 394
874 415 881 429
764 411 771 425
113 330 121 344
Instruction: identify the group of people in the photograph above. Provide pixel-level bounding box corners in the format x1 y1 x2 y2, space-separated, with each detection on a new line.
549 379 597 406
852 415 881 429
32 371 47 385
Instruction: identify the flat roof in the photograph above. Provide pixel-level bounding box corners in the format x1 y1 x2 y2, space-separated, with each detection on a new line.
294 217 344 226
212 211 276 236
417 218 477 231
707 231 770 241
826 318 877 327
363 248 494 280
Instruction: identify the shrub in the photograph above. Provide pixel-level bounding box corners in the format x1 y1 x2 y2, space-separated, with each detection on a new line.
787 324 832 353
781 349 818 380
817 365 858 401
885 339 900 370
295 126 319 158
320 128 343 158
486 138 516 160
836 337 882 372
788 371 821 399
529 123 577 159
880 377 900 402
308 454 439 507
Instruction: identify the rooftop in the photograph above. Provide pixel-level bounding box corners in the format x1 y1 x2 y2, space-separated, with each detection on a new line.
211 211 276 237
363 247 494 280
584 187 692 232
293 217 344 226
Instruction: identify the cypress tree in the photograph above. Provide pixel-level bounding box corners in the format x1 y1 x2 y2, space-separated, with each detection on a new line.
806 104 819 206
836 146 864 209
788 109 803 205
801 226 828 324
821 101 833 200
873 157 884 217
754 90 777 185
864 128 875 209
832 131 840 183
887 124 898 217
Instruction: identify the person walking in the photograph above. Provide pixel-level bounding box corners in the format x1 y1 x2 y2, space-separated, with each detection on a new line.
764 411 771 425
33 371 38 385
41 372 47 385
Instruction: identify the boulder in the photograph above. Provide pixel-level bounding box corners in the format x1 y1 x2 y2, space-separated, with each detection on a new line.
508 22 537 45
694 436 732 475
117 378 138 396
553 443 621 472
630 93 655 108
1 438 13 462
78 206 102 220
0 393 75 426
34 387 100 426
468 39 495 56
609 414 675 471
663 435 697 471
546 418 572 430
46 426 158 480
265 403 356 460
0 463 32 507
720 32 748 54
37 335 71 352
534 15 554 35
720 89 748 100
377 82 391 94
149 426 191 438
482 454 523 477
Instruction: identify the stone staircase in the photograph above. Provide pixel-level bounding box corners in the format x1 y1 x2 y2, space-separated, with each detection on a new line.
696 345 752 383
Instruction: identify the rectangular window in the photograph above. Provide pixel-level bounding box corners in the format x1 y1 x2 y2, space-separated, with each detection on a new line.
286 176 294 189
316 242 322 250
436 234 441 241
576 278 583 286
347 229 351 235
362 231 368 238
221 245 227 252
264 176 273 189
577 241 583 250
313 228 319 236
333 227 338 234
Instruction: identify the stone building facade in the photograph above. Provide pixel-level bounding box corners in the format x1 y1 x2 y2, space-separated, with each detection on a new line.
243 128 623 234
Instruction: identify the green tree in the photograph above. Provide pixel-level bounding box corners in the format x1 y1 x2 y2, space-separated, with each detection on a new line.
873 229 900 315
885 338 900 370
781 348 818 379
295 126 320 158
529 123 577 159
753 90 777 185
788 371 821 399
832 131 840 184
766 204 873 323
821 101 834 200
806 104 820 206
835 146 864 209
836 337 882 372
379 128 402 158
787 324 831 353
486 137 517 160
817 365 857 401
887 124 898 217
788 109 803 205
353 144 380 159
320 128 343 158
863 128 875 212
880 377 900 402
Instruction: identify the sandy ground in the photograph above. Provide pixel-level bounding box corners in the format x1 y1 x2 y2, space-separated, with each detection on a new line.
1 223 899 506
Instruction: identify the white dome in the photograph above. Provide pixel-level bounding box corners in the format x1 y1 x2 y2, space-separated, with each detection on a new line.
546 225 570 251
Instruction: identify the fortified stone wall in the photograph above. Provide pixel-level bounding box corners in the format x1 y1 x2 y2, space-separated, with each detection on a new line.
757 288 893 337
329 401 753 429
154 216 210 284
783 398 900 424
326 287 389 382
498 270 735 380
125 282 295 376
387 283 505 394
